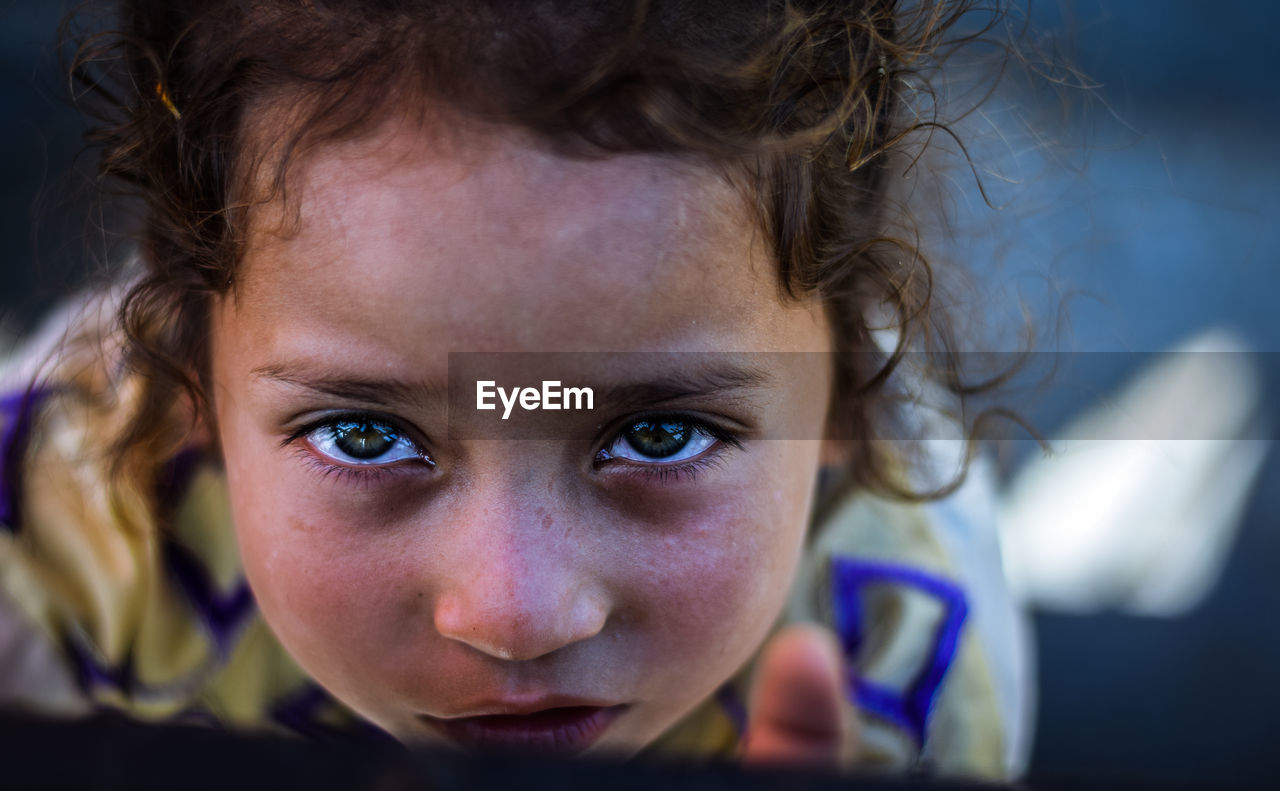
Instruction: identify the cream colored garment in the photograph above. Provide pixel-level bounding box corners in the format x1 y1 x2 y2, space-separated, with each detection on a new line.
788 494 1008 777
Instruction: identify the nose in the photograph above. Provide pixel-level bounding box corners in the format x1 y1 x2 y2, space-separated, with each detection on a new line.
432 509 610 662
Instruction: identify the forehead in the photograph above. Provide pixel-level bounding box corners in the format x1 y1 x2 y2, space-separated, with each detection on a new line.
233 120 829 356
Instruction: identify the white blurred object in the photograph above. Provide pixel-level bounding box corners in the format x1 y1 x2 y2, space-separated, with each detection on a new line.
999 328 1271 617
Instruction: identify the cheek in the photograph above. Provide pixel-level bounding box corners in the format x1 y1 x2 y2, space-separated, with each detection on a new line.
235 510 392 643
228 483 351 644
614 441 821 676
216 406 422 696
229 482 437 724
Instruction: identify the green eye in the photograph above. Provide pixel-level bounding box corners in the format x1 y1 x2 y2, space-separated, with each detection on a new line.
305 417 424 466
624 420 691 459
332 420 398 459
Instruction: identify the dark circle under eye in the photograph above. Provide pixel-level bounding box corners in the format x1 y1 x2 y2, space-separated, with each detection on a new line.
332 420 398 460
623 419 690 459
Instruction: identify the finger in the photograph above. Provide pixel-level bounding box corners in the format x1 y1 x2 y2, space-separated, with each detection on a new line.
740 623 856 768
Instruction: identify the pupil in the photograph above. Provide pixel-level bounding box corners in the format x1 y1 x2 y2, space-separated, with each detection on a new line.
333 421 395 459
625 420 689 458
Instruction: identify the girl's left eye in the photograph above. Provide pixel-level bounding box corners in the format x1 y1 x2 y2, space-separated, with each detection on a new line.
305 418 425 466
598 417 720 464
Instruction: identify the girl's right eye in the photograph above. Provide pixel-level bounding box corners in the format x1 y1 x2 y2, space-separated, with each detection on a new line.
304 417 429 467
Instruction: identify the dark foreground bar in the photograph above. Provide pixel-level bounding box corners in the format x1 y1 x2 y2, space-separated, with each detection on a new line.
0 708 993 791
0 709 1243 790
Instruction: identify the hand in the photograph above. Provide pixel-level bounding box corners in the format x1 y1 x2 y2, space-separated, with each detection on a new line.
739 623 858 769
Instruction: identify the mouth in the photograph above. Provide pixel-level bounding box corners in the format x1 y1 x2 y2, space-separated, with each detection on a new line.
419 704 629 755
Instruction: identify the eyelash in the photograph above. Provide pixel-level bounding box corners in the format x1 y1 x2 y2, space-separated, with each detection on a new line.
283 411 742 485
605 452 732 485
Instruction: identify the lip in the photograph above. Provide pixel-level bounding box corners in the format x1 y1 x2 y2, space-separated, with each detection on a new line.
420 703 629 755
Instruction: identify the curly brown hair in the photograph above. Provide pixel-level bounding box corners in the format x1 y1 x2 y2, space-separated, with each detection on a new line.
63 0 1019 518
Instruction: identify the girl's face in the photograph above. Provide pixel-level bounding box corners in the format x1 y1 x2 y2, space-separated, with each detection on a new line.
209 119 835 756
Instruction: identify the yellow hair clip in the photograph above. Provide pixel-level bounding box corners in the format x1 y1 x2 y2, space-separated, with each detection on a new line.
155 81 181 120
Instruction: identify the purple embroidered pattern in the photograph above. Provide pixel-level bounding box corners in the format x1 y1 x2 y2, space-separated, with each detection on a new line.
0 388 52 532
829 556 969 746
162 538 256 657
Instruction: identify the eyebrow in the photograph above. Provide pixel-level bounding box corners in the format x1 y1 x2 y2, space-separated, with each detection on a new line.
251 363 448 410
592 362 774 412
252 359 774 413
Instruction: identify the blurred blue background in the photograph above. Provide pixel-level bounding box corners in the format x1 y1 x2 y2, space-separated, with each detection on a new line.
1012 1 1279 784
1 0 1277 783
